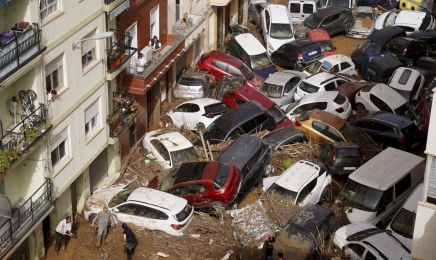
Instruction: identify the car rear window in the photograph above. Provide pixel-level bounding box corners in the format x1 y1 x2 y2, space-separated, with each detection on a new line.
213 163 230 189
420 14 432 30
401 124 417 135
177 77 203 86
299 81 320 93
333 93 346 105
175 203 192 222
358 39 382 55
318 41 334 52
300 43 320 53
204 103 228 114
299 111 311 121
337 148 361 158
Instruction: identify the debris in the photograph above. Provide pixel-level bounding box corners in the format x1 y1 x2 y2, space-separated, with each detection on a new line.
156 252 169 257
220 249 234 260
190 234 200 239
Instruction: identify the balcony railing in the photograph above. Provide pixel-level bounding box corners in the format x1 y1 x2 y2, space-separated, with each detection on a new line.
0 178 56 258
0 23 47 83
108 93 138 137
106 29 137 73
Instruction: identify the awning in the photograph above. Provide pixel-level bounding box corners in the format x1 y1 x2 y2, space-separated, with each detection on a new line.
109 0 130 20
0 0 12 7
210 0 231 6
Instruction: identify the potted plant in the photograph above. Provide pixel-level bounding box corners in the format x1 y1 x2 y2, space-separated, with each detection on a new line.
26 128 39 143
40 122 50 133
6 147 22 161
106 114 115 125
131 103 138 112
0 150 11 173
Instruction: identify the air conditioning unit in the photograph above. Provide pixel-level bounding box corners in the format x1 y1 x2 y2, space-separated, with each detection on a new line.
141 46 153 64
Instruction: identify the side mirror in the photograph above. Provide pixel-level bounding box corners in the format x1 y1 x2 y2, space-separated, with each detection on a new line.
112 208 119 213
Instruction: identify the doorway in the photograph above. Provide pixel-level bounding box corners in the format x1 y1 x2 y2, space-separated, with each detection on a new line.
89 149 108 193
150 5 160 39
43 216 51 256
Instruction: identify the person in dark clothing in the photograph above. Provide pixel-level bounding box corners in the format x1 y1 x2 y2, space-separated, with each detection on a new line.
122 223 137 260
264 237 275 260
278 252 285 260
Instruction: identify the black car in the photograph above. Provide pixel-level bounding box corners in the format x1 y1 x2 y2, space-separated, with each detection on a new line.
262 127 308 151
208 75 246 100
350 111 422 151
387 37 436 67
202 100 277 144
409 29 436 49
276 205 341 252
248 2 270 27
294 6 354 38
351 27 407 71
217 135 273 201
225 25 250 40
319 142 365 175
356 0 398 9
270 39 324 69
411 57 436 87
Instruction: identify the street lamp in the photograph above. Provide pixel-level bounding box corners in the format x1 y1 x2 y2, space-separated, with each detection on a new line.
72 31 114 49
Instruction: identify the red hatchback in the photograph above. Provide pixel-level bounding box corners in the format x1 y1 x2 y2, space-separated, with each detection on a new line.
149 161 241 209
221 85 292 129
197 51 264 89
305 29 336 57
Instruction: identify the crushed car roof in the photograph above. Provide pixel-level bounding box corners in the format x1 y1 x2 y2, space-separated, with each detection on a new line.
217 135 263 170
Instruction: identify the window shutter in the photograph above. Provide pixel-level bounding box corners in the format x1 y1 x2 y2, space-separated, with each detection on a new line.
85 99 99 123
50 128 69 151
81 30 97 56
45 54 63 77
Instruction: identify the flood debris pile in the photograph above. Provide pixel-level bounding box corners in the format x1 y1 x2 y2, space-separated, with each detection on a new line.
272 142 321 176
260 192 302 229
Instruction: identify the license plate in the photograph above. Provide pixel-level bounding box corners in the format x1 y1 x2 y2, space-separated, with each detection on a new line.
182 94 193 98
308 51 317 55
412 142 419 148
343 167 357 170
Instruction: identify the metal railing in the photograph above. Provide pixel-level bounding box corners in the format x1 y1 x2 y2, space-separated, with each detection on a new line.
0 178 55 255
109 93 138 137
106 29 137 73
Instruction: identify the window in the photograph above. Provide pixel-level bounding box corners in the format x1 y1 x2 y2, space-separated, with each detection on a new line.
399 69 412 84
51 128 69 168
395 174 411 198
331 14 340 21
234 99 245 105
40 0 59 20
150 140 170 161
45 55 63 93
324 82 336 91
81 30 97 68
241 119 258 133
296 177 317 204
84 100 100 137
303 4 314 14
186 184 206 195
290 3 301 13
336 80 347 87
189 104 200 112
325 126 344 141
136 205 158 219
331 65 339 73
241 149 262 178
118 203 137 214
321 16 332 26
364 251 377 260
175 104 191 112
379 187 394 209
212 61 228 71
227 65 242 76
340 62 351 70
348 243 366 257
370 94 393 112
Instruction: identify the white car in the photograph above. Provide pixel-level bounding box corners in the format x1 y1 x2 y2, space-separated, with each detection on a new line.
284 91 352 120
374 10 435 35
261 4 295 56
84 187 194 236
262 160 332 207
143 130 199 169
303 55 358 78
354 83 421 127
334 222 412 260
294 72 351 101
346 6 376 39
258 70 306 107
163 98 229 132
388 67 425 105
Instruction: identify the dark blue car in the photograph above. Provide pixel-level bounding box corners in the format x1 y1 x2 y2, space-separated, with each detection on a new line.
270 39 324 70
357 0 398 9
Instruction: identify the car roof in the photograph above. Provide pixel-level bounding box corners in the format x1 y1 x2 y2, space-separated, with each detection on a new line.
217 135 263 169
322 141 359 148
349 147 424 190
369 27 406 43
264 71 303 85
172 162 209 184
362 111 413 129
286 38 314 48
148 131 194 152
214 101 265 132
389 68 422 92
208 51 243 67
368 83 407 108
314 6 348 18
262 127 306 147
234 33 266 56
180 72 205 78
274 160 322 192
267 4 290 24
304 72 337 85
307 29 331 41
319 54 352 65
233 85 275 107
289 204 334 231
356 6 374 13
395 10 427 26
300 90 341 103
127 187 186 212
362 232 412 259
336 82 367 98
409 29 436 38
183 98 222 106
309 109 345 129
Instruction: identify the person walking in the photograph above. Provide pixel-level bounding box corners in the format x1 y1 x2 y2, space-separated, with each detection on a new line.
92 205 115 248
122 223 137 260
264 237 275 260
135 53 145 74
54 216 74 258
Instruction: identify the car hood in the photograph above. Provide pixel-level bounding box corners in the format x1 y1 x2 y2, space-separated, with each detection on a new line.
84 187 125 219
351 19 374 33
269 37 294 52
294 24 311 39
375 12 389 30
346 208 376 224
334 222 377 249
253 65 278 79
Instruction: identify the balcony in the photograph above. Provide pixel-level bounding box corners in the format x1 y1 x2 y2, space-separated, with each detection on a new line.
106 29 137 81
0 104 52 173
103 0 130 14
0 178 56 258
0 23 47 84
107 93 139 138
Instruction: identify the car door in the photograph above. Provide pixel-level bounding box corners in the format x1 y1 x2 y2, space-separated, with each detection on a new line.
135 205 170 232
376 186 395 225
284 76 303 102
185 103 201 129
289 3 302 24
364 121 388 143
211 60 229 81
241 149 264 192
185 183 208 208
113 203 138 226
339 61 354 76
173 103 192 127
344 242 368 260
302 3 315 23
320 15 333 33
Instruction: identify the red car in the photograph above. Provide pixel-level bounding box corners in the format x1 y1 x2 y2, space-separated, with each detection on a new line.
336 82 367 109
197 51 264 89
148 161 241 209
305 29 336 57
221 85 292 129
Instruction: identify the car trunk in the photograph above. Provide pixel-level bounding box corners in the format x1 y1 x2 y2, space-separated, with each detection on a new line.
334 147 363 172
177 77 203 95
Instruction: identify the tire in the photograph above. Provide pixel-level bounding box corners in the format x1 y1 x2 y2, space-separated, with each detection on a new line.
160 116 173 128
196 123 205 133
404 58 414 67
27 90 37 101
210 201 225 210
355 103 366 114
343 21 353 33
248 11 253 23
319 186 332 205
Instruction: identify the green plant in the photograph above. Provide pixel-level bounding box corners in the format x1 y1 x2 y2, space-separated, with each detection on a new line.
41 122 51 130
0 150 11 173
106 114 115 124
26 128 39 142
6 147 22 160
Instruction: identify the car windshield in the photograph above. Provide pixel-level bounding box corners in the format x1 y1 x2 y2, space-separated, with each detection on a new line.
356 12 373 20
318 41 334 52
384 12 398 27
277 223 314 251
175 203 192 222
270 23 294 39
394 103 417 121
390 208 416 239
259 82 284 98
357 39 382 55
268 105 287 124
251 52 273 69
337 148 361 158
159 166 178 191
285 99 302 113
108 189 134 208
239 63 255 80
203 122 228 144
340 179 384 211
171 147 199 166
327 0 350 7
177 77 203 86
304 15 323 29
214 163 231 189
306 61 322 74
265 183 298 204
299 81 320 93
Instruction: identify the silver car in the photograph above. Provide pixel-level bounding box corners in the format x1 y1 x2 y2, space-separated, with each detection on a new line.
346 7 377 39
174 72 212 99
248 1 271 27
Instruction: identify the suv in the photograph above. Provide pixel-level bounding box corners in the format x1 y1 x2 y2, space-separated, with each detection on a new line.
303 54 357 77
305 29 336 56
387 37 435 67
174 72 213 99
221 85 292 129
294 6 355 38
388 67 425 105
197 51 264 89
294 72 351 101
270 38 324 70
409 29 436 49
319 142 365 175
212 75 247 100
375 10 435 35
202 100 276 144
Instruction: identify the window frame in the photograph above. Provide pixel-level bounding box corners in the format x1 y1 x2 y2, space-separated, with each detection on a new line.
84 99 101 138
40 0 60 20
50 128 70 170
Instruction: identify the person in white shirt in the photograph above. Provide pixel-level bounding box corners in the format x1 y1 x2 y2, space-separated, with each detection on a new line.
54 216 74 258
136 53 145 75
47 89 57 103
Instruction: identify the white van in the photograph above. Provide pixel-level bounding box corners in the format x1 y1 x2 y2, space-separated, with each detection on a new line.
288 0 325 25
387 183 423 251
261 4 295 56
337 147 424 228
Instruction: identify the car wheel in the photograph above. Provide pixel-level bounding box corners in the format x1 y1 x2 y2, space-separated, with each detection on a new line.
196 123 206 133
355 103 366 114
160 116 173 128
319 185 332 205
248 11 253 23
343 21 353 33
210 201 226 210
404 58 414 67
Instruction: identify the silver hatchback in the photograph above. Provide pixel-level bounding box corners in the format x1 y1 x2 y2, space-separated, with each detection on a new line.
174 72 213 99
